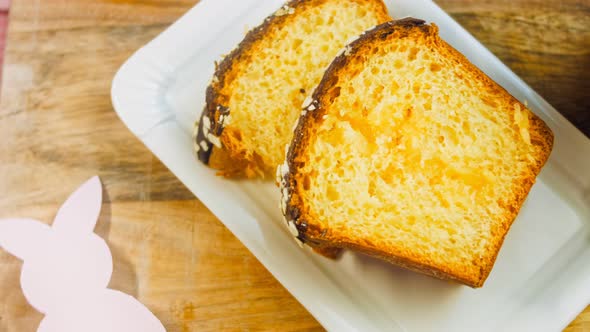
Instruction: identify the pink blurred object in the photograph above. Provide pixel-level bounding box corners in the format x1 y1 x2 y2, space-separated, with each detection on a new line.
0 0 11 9
0 177 167 332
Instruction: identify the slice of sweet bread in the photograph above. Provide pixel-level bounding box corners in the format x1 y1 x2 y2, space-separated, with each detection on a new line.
194 0 391 178
279 18 554 287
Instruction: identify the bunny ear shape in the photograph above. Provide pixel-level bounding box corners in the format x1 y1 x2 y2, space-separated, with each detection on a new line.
53 176 103 235
0 218 52 261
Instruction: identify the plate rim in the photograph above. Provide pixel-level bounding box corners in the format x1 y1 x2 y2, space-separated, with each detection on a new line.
111 0 590 330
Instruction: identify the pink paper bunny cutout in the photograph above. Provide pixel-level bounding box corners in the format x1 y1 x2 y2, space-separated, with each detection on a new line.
0 176 166 332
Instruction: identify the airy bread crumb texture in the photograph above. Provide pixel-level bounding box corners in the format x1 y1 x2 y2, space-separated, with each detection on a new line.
292 22 553 285
218 0 390 176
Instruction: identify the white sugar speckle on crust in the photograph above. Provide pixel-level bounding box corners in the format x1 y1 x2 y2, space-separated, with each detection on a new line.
193 140 201 153
279 143 294 241
275 5 295 16
307 103 317 111
200 140 210 152
344 45 352 56
200 108 229 150
216 107 231 127
280 178 289 202
302 95 313 109
277 162 288 185
280 191 288 211
202 115 211 133
207 134 222 148
291 120 299 132
338 45 353 57
280 196 287 214
287 221 299 237
281 164 289 179
275 165 283 184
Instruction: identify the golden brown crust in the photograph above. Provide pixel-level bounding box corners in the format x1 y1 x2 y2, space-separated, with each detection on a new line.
476 112 554 285
432 26 555 287
195 0 391 178
281 18 554 288
439 36 554 286
312 246 343 259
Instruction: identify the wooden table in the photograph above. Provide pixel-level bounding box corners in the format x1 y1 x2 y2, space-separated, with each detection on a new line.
0 0 10 85
0 0 588 331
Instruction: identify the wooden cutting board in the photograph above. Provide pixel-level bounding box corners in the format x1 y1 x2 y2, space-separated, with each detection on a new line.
0 0 588 331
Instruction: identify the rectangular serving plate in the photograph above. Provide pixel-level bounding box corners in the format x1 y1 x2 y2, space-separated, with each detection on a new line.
111 0 590 331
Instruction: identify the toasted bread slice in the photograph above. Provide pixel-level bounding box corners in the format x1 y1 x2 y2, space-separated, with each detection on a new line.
194 0 391 178
278 18 554 287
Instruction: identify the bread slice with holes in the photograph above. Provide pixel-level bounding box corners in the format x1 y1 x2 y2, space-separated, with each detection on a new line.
278 18 554 287
194 0 391 178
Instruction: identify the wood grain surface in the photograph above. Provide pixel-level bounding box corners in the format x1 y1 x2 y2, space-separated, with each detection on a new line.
0 0 588 331
0 0 10 87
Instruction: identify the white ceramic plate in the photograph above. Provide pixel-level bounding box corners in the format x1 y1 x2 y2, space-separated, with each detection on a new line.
111 1 590 331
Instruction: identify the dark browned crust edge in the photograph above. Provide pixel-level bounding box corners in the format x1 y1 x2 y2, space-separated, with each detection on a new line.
194 1 305 164
280 17 554 288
